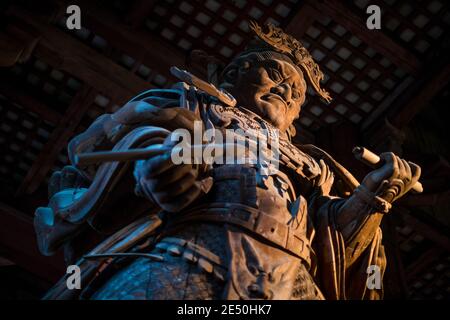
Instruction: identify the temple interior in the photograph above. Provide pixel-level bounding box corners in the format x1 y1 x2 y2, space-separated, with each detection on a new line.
0 0 449 299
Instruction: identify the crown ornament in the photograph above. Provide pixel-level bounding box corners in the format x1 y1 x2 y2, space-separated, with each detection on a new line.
249 21 332 103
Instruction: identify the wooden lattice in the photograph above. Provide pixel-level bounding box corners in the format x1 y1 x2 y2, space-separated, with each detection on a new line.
0 0 448 299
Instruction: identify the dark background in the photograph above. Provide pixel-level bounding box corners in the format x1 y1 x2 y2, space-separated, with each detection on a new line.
0 0 449 299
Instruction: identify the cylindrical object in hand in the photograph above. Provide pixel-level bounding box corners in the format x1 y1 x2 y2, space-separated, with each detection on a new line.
73 143 246 166
352 146 381 168
74 146 170 166
352 146 423 193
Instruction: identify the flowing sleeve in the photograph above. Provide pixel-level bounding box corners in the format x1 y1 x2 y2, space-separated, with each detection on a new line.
308 160 387 300
34 83 202 256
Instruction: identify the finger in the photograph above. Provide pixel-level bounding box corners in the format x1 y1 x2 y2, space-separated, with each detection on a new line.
74 168 89 187
159 182 202 212
148 164 195 191
326 161 333 182
409 162 421 184
375 179 390 195
393 154 400 179
48 171 61 198
143 151 175 178
402 159 411 182
379 152 394 164
134 146 173 181
152 170 198 202
396 156 406 180
327 171 334 186
317 160 327 186
373 152 397 182
60 166 79 190
380 152 398 174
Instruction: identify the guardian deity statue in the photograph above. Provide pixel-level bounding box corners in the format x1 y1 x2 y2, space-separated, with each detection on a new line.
35 22 421 300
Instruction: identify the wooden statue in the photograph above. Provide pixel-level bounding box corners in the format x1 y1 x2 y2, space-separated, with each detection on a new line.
34 22 421 300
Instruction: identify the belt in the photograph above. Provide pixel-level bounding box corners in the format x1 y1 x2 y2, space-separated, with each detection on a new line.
165 202 311 267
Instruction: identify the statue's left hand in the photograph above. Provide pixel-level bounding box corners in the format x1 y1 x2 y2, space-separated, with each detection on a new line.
361 152 421 203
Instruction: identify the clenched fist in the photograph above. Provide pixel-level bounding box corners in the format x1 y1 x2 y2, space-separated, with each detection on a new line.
134 134 206 213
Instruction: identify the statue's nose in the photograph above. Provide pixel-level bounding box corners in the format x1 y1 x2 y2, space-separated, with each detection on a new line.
270 84 291 102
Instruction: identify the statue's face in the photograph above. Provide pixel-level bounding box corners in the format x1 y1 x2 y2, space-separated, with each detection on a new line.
220 52 306 133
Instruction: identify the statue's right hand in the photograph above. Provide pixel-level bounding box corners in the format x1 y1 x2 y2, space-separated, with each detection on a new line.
134 134 203 213
37 165 89 256
48 165 89 200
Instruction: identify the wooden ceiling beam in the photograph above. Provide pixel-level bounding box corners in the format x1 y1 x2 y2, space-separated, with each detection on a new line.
364 60 450 147
392 64 450 129
285 2 321 40
76 0 200 80
124 0 158 29
400 210 450 252
6 6 153 104
405 246 446 282
398 190 450 207
0 74 62 125
16 85 97 195
306 0 420 74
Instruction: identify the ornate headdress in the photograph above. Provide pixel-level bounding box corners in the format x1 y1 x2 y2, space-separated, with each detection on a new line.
248 21 332 103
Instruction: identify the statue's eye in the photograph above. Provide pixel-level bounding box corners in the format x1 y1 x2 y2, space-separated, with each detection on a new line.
291 82 304 100
292 87 302 100
268 69 283 83
224 68 237 82
239 61 251 73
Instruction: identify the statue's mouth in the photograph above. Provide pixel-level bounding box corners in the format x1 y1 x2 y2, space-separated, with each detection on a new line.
262 93 288 111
